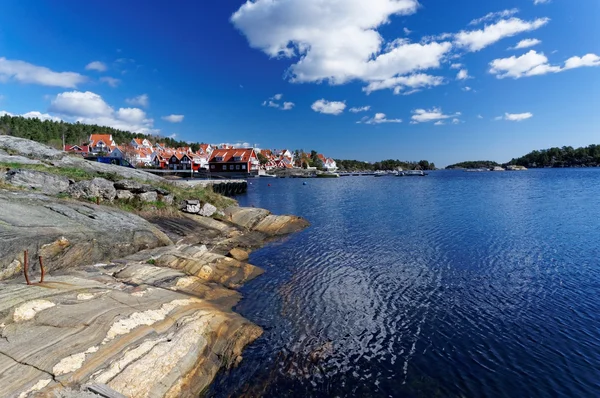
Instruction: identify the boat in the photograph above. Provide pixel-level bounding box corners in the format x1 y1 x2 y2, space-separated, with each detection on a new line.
374 170 399 177
397 170 428 177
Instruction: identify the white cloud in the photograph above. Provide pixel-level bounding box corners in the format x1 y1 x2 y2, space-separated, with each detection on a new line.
85 61 107 72
452 118 461 124
361 112 402 124
477 114 483 119
503 112 533 121
49 91 113 117
534 0 550 4
162 114 185 123
450 63 463 69
404 27 412 35
0 57 86 88
168 133 177 139
349 106 371 113
456 69 471 80
262 94 294 110
126 94 149 108
231 0 453 89
509 38 541 50
363 73 445 94
564 54 600 70
100 76 120 87
48 90 156 133
469 8 519 26
434 121 444 126
462 86 472 91
311 99 346 115
411 107 460 123
0 110 61 122
489 50 600 79
455 17 549 52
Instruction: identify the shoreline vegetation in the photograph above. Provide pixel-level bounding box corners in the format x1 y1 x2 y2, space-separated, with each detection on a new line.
447 145 600 170
0 135 309 397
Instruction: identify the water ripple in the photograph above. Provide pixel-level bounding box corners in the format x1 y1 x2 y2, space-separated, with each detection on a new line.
209 170 600 398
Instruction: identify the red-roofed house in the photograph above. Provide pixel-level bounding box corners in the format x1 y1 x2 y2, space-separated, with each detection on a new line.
64 145 90 156
209 148 259 174
89 134 116 154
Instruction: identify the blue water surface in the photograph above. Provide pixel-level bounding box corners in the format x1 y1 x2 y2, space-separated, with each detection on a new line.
209 169 600 398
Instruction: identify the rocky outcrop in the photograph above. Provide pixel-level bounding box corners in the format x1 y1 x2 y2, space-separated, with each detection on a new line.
68 178 117 202
0 190 172 280
0 267 262 398
0 135 164 183
4 169 70 195
224 207 310 234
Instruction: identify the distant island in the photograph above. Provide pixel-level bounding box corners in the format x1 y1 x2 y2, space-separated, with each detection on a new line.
334 159 435 171
445 160 500 170
447 145 600 170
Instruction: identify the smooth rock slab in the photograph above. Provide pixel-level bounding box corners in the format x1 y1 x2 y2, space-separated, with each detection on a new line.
4 169 71 195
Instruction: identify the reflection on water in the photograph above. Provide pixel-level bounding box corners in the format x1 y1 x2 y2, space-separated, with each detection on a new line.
209 170 600 397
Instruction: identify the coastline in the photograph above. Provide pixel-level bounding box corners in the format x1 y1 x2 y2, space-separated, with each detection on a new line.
0 136 309 397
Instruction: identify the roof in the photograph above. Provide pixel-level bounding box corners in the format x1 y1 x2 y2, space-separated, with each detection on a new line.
65 145 90 152
209 148 256 163
89 134 115 147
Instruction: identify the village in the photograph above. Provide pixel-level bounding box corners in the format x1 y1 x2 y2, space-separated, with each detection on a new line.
65 133 339 176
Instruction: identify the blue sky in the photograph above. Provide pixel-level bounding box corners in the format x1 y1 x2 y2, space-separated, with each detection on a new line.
0 0 598 166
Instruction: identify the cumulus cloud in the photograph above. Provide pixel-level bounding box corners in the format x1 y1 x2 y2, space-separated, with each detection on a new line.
85 61 107 72
450 63 463 69
100 76 120 87
162 114 185 123
363 73 445 94
503 112 533 121
534 0 550 4
509 38 541 50
489 50 600 78
456 69 471 80
0 110 62 122
411 107 460 123
404 27 412 35
311 99 346 115
469 8 519 26
349 106 371 113
282 101 295 110
262 94 294 110
49 90 156 133
434 121 445 126
455 17 549 52
126 94 149 108
360 113 402 124
231 0 453 91
462 86 472 91
0 57 86 88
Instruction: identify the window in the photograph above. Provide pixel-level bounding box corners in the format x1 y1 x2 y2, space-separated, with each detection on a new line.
242 164 246 170
211 165 215 170
233 156 242 162
236 165 240 170
230 165 234 170
216 156 224 162
222 165 226 170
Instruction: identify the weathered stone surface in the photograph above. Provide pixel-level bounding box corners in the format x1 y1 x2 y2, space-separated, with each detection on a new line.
0 189 172 280
115 189 134 200
0 135 165 183
4 168 70 195
182 200 201 214
113 179 144 192
224 207 271 229
199 203 217 217
0 271 262 398
229 247 249 261
254 214 311 236
68 178 117 201
137 191 158 202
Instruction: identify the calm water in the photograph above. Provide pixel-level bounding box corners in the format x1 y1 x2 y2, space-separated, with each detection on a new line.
209 170 600 398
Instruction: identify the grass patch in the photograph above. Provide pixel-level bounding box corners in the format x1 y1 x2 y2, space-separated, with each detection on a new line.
0 161 120 182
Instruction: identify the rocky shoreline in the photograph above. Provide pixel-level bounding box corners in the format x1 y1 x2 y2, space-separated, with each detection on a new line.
0 136 309 397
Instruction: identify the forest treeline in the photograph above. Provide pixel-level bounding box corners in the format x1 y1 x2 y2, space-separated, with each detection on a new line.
0 115 202 151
